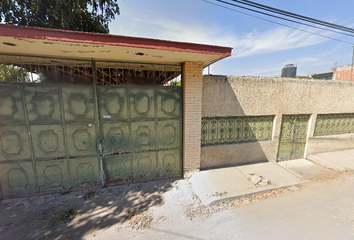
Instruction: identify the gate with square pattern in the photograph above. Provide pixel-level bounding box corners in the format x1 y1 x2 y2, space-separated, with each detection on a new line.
98 86 182 184
0 83 101 198
0 55 182 198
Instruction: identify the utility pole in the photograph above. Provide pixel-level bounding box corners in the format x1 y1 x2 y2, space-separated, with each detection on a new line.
351 46 354 81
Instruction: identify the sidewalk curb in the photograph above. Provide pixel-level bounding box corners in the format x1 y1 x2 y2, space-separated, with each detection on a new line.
205 179 310 206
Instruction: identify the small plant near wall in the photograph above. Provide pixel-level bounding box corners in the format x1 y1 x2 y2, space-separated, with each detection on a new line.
168 81 181 86
213 191 228 197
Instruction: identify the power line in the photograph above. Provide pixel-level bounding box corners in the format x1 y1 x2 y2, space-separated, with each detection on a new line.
236 0 354 34
215 0 354 38
202 0 354 45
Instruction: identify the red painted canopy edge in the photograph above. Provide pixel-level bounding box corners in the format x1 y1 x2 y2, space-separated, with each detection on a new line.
0 24 232 56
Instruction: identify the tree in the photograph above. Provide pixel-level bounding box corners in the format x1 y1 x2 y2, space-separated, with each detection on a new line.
0 0 120 33
168 80 181 86
0 64 30 82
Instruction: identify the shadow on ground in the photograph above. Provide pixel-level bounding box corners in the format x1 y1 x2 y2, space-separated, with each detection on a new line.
0 178 179 240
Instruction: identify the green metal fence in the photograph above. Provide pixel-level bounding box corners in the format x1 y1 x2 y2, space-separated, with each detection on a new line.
201 116 274 147
314 113 354 136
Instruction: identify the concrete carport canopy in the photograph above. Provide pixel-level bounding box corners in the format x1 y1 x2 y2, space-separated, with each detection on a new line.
0 24 232 67
0 24 232 189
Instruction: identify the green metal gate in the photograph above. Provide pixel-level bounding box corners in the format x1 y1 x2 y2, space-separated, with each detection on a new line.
98 86 182 184
0 82 101 198
277 115 310 161
0 83 182 198
0 55 182 198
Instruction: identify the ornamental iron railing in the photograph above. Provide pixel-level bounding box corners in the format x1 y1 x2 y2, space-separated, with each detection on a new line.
0 54 181 85
201 116 274 146
314 113 354 136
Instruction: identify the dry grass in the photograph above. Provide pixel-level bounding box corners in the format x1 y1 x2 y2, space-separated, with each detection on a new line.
185 169 354 220
126 211 167 230
127 211 154 230
185 184 308 220
50 208 77 224
212 191 228 197
82 191 96 200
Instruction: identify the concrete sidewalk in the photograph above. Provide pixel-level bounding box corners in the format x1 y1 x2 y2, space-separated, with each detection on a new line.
189 161 308 205
308 149 354 171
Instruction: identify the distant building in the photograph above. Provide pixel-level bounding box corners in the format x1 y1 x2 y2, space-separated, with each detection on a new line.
279 64 310 79
311 72 333 80
332 64 354 81
281 64 297 78
295 75 311 79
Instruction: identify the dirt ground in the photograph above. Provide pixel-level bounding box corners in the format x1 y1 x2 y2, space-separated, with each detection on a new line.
1 170 353 240
0 178 198 240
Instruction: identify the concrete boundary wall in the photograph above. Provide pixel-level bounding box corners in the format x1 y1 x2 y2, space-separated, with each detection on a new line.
201 75 354 169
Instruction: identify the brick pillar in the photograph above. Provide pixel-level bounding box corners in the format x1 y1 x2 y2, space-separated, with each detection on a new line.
182 61 204 176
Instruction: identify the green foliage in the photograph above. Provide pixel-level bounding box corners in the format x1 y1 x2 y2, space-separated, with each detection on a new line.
0 64 29 82
168 81 181 86
0 0 120 33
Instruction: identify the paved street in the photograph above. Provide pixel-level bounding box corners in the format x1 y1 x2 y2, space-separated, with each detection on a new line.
1 159 354 240
110 174 354 240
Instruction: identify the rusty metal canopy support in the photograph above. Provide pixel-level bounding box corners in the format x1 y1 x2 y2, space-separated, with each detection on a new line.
0 54 181 85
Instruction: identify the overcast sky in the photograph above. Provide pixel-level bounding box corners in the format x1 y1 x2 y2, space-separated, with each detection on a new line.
109 0 354 77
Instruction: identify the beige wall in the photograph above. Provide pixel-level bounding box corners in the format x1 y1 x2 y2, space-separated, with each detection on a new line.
182 62 204 175
201 75 354 169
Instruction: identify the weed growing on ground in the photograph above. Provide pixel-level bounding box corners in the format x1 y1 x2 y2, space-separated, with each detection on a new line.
185 184 309 220
50 208 77 224
213 191 228 197
127 211 154 230
310 170 351 183
82 191 96 200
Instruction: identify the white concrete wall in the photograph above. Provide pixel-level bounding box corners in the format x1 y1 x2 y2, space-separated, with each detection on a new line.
202 75 354 169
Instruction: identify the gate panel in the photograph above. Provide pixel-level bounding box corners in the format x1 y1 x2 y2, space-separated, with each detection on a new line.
277 139 293 161
24 86 62 122
66 123 97 157
69 157 100 188
0 125 31 161
157 120 181 149
98 87 128 121
62 86 95 122
98 86 182 184
129 89 155 119
30 124 66 159
103 155 132 183
101 122 130 154
131 121 156 151
132 152 158 180
277 115 309 161
0 162 36 197
156 89 181 119
0 56 102 198
0 85 26 124
36 159 70 191
0 83 101 198
158 149 181 177
292 139 307 159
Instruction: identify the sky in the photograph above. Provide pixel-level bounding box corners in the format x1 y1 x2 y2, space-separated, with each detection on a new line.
108 0 354 77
